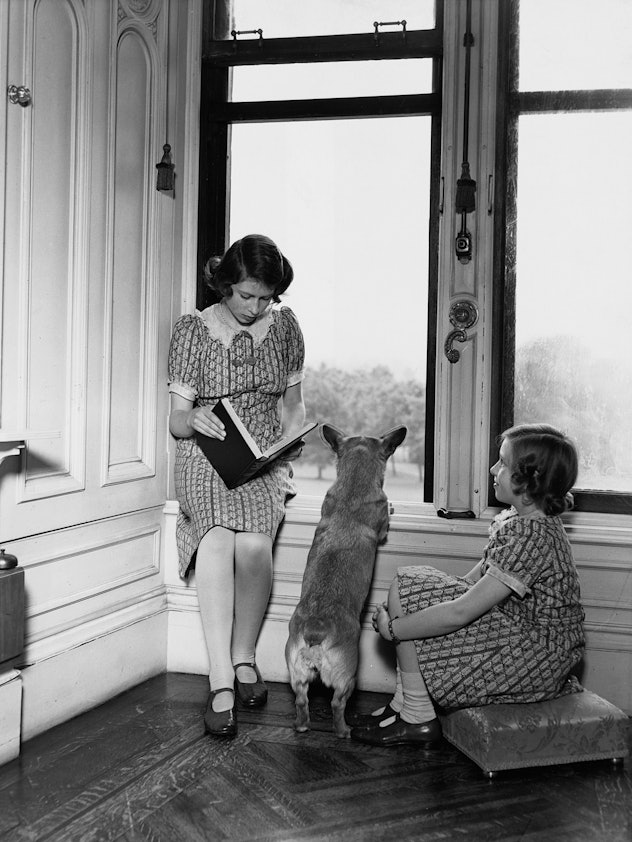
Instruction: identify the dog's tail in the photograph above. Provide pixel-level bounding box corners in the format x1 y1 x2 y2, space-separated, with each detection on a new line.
298 619 332 677
303 617 328 648
297 644 324 677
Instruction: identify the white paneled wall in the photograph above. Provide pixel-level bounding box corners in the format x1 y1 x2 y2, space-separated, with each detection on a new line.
0 0 201 744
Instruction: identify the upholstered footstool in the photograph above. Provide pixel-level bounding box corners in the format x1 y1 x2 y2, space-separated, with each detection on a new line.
439 690 630 778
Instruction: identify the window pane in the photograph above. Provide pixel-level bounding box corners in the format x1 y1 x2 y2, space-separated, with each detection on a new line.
513 111 632 492
231 0 435 39
233 59 433 101
229 117 430 503
518 0 632 91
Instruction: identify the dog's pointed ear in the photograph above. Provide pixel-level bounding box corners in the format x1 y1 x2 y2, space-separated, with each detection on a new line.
321 423 346 453
380 425 407 457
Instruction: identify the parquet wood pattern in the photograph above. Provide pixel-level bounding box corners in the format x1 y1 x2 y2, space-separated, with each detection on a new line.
0 673 629 841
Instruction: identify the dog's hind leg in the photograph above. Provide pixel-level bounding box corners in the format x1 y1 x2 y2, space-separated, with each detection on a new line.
331 678 356 739
320 645 358 738
321 642 358 739
286 636 317 733
292 677 311 733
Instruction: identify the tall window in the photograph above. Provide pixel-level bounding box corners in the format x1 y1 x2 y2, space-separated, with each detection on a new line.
199 1 442 503
497 0 632 513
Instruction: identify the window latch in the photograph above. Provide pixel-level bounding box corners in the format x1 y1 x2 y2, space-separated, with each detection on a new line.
231 28 263 48
373 20 407 47
444 300 478 364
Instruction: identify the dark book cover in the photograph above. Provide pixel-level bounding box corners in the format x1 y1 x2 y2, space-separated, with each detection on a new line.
195 397 318 489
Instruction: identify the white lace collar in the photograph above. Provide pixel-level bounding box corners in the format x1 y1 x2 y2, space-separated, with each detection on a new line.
197 303 275 348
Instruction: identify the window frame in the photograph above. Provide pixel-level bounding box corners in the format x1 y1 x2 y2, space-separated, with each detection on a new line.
197 0 445 503
492 0 632 516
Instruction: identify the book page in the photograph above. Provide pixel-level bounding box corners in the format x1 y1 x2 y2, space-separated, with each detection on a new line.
262 421 318 460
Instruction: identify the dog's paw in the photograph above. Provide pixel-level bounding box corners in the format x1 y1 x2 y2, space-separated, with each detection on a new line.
334 725 352 739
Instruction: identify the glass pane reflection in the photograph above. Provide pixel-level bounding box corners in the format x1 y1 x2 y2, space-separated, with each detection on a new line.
231 0 435 39
514 111 632 491
518 0 632 91
233 59 433 102
228 117 430 502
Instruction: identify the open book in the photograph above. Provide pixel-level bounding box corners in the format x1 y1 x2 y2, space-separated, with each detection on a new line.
195 397 318 489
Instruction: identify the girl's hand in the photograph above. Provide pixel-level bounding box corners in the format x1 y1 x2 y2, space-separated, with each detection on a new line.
277 438 305 461
187 406 225 439
372 603 391 640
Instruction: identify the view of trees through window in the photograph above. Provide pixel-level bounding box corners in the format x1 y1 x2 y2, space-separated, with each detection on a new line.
229 117 430 502
512 1 632 493
227 28 433 502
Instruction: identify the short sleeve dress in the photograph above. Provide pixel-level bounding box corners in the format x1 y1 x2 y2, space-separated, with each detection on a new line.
168 304 305 579
397 507 585 711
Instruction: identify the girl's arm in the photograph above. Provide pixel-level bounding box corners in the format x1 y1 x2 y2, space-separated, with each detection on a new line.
169 393 226 440
378 573 512 642
277 381 306 459
280 381 306 438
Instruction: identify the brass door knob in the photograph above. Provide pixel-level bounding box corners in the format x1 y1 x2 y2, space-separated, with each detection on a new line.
7 84 32 107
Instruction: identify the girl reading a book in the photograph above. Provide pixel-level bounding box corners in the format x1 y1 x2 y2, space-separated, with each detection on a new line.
168 234 306 738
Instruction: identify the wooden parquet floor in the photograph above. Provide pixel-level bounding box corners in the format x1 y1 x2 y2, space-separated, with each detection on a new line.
0 672 630 842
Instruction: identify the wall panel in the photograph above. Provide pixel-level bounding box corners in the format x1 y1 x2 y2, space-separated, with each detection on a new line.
106 25 157 478
0 0 171 542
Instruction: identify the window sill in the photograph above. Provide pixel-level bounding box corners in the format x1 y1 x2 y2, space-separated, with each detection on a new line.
284 495 632 545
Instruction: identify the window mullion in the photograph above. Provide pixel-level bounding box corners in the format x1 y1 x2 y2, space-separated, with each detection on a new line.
210 93 440 123
515 89 632 114
433 0 499 517
205 29 443 67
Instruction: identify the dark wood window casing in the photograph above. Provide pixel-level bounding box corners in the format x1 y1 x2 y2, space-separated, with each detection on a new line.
198 1 444 503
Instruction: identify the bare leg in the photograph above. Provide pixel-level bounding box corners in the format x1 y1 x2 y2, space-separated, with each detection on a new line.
231 532 273 683
195 527 236 712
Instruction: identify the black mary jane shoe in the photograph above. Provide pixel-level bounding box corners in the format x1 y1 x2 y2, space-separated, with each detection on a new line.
204 688 237 738
234 662 268 708
350 714 442 748
350 703 399 730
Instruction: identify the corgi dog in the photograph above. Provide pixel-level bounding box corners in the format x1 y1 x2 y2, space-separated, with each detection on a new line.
285 423 407 738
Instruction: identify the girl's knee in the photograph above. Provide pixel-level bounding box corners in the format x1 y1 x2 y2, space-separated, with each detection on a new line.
235 532 272 569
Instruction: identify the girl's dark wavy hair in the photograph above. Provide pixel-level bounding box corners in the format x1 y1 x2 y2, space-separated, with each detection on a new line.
203 234 294 303
498 423 579 516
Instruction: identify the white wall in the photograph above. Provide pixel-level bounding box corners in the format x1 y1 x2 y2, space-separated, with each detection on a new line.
0 0 202 749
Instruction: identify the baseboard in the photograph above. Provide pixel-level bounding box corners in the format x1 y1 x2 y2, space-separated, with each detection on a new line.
20 610 168 741
0 669 22 764
166 581 396 693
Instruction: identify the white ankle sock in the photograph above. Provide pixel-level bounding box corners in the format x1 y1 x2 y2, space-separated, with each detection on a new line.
399 670 436 724
371 667 404 716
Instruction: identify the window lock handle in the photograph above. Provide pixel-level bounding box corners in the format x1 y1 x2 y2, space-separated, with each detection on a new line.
444 300 478 364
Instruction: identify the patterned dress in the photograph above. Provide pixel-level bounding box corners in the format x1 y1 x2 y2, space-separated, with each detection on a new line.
398 507 585 711
168 304 305 578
